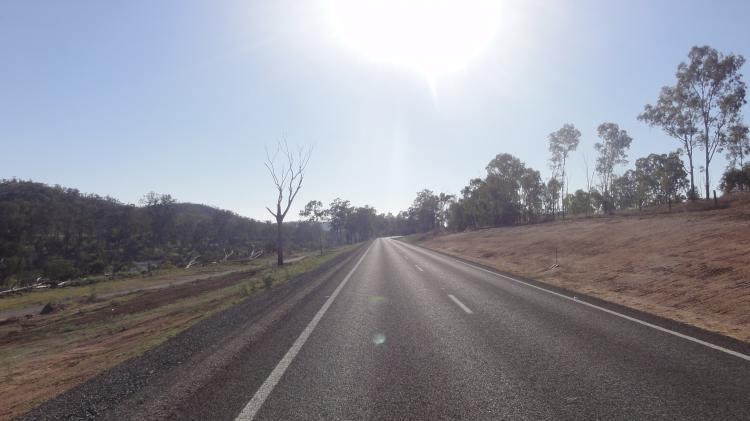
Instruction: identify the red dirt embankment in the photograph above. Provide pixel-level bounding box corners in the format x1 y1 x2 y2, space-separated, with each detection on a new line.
421 196 750 342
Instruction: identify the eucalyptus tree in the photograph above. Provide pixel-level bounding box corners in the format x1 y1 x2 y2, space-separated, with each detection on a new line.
138 192 176 247
300 200 326 255
459 178 488 229
610 170 642 210
643 46 746 199
326 198 351 243
485 153 528 225
519 167 543 221
639 86 700 200
544 178 561 216
436 192 456 229
564 189 595 215
547 124 581 216
347 205 377 242
720 166 750 192
656 151 690 206
409 189 441 232
725 123 749 168
634 152 688 208
595 123 632 213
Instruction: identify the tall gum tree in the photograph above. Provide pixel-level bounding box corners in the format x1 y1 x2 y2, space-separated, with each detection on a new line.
639 85 700 200
299 200 326 255
547 124 581 217
643 46 746 199
725 122 749 168
595 122 633 211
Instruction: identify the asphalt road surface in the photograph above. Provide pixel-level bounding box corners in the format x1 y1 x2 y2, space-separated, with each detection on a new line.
24 238 750 420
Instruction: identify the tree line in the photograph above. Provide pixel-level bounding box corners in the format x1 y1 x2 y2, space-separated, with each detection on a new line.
400 45 748 234
0 178 414 287
299 198 412 248
0 179 328 288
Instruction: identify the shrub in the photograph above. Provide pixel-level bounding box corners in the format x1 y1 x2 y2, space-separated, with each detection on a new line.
45 257 80 282
263 273 274 289
721 165 750 193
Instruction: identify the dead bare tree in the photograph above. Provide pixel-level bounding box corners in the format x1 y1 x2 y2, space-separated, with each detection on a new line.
265 140 312 266
249 247 263 260
185 255 200 269
221 249 235 262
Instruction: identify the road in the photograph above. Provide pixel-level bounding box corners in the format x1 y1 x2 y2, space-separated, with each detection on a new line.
23 238 750 420
239 238 750 420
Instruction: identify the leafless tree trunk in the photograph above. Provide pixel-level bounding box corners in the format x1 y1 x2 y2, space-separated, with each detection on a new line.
264 140 312 266
582 153 596 215
185 255 200 269
248 245 263 260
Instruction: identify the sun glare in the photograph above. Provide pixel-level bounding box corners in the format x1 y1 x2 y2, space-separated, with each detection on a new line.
325 0 501 81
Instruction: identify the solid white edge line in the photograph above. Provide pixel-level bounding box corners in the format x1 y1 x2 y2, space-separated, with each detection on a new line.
393 240 750 362
448 294 474 314
235 242 373 420
415 264 424 272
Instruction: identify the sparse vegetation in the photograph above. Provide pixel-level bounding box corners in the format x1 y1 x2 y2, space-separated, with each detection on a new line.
394 46 746 236
263 272 274 289
0 245 355 419
417 193 750 343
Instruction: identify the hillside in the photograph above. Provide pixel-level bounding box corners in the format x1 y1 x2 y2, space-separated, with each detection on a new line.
419 195 750 343
0 180 315 288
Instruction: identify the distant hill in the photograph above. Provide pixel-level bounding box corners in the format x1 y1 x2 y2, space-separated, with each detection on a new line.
0 179 317 288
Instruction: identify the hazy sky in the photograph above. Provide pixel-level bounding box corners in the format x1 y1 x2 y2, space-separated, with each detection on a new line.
2 0 749 220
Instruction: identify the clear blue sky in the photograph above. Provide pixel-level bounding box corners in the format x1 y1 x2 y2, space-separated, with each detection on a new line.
2 0 748 220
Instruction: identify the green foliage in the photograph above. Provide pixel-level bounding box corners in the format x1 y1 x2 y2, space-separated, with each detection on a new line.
595 122 633 209
639 85 700 200
564 190 595 215
241 281 255 297
725 124 750 168
548 124 581 214
409 190 441 232
317 198 403 245
721 164 750 193
262 272 274 289
640 45 746 200
444 154 551 232
299 200 325 222
45 257 80 282
607 151 689 211
677 46 746 198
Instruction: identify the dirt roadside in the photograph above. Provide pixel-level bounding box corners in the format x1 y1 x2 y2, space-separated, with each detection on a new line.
0 269 244 323
0 248 352 420
419 198 750 343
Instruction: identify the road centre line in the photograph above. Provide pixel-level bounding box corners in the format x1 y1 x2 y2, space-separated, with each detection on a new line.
448 294 474 314
415 264 424 272
235 243 373 420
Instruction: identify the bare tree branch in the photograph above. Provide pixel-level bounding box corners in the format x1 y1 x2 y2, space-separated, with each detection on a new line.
264 138 313 265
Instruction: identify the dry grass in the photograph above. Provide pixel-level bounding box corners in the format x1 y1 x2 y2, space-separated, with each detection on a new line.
421 195 750 343
0 246 355 420
0 261 258 313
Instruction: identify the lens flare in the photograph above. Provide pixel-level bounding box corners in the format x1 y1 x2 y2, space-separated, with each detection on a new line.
372 332 386 345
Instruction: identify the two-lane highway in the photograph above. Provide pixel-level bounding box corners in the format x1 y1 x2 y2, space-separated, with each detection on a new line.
238 238 750 420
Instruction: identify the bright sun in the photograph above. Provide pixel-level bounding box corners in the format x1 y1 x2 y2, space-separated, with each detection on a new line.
325 0 501 81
